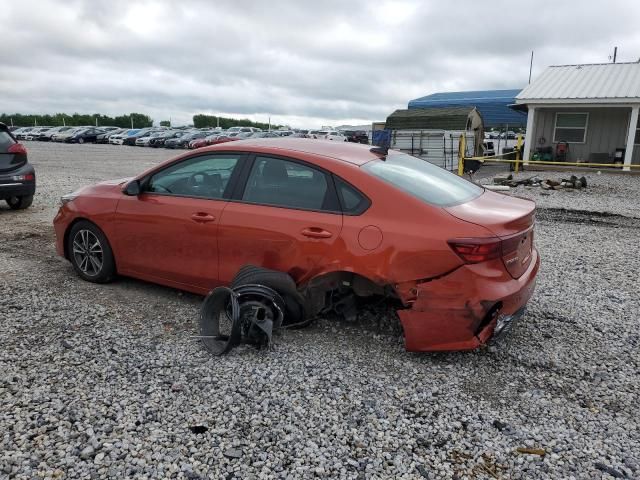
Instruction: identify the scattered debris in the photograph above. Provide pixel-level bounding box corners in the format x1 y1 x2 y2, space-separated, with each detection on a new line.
60 339 73 350
189 425 208 434
516 447 546 456
492 419 508 431
492 174 587 191
199 284 285 356
595 462 626 478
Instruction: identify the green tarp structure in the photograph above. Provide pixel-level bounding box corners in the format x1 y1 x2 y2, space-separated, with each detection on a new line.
385 106 477 130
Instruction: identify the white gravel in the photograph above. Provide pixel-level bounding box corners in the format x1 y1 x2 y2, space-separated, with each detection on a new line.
0 142 639 479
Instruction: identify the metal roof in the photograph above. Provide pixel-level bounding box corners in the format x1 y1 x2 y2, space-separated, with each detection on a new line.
408 89 526 127
385 107 476 130
516 62 640 103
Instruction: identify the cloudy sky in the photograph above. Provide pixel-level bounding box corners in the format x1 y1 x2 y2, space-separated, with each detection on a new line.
2 0 640 128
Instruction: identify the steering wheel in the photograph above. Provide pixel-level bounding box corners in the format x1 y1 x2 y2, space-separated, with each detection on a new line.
153 183 172 193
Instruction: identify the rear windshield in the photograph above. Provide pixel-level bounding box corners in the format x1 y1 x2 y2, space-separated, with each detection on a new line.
362 153 483 207
0 131 16 151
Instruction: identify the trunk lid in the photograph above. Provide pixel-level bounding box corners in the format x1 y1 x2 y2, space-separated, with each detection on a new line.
445 190 536 278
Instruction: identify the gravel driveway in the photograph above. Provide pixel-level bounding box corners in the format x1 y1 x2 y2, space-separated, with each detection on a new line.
1 142 639 479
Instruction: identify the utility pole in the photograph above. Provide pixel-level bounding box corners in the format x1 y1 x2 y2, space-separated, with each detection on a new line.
131 115 134 129
529 50 534 83
613 46 617 63
268 116 271 132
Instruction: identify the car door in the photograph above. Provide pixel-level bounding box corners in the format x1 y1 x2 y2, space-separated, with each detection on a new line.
113 152 245 291
217 155 343 285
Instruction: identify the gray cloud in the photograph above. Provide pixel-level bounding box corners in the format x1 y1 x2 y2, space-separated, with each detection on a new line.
2 0 640 127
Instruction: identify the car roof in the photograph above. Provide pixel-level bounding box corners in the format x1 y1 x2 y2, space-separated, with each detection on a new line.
200 137 379 166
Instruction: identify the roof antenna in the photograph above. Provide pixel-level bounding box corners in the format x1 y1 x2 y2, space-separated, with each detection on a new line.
370 145 388 156
370 135 390 158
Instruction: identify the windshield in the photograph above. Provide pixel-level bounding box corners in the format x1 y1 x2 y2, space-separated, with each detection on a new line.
362 153 483 207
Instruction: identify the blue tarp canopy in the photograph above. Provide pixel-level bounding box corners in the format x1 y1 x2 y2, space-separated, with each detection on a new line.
408 89 526 128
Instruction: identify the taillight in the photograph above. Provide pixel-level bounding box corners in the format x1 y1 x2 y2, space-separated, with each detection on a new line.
448 238 502 264
8 143 27 155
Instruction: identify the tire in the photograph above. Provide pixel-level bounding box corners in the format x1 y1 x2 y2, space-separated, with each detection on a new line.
6 195 33 210
230 265 307 324
78 138 84 144
67 221 116 283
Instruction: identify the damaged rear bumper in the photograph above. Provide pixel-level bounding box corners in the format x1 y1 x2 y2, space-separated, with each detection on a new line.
396 248 539 352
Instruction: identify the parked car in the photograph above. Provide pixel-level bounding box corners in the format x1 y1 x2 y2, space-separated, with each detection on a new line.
500 131 517 139
207 135 239 145
290 133 310 138
53 127 86 142
342 130 369 144
14 127 36 140
109 129 141 145
136 131 166 147
68 128 105 144
53 139 538 352
324 131 347 141
149 131 182 148
165 131 207 149
24 127 51 141
96 128 125 144
39 126 74 141
189 136 213 149
309 130 328 139
123 129 156 146
248 132 280 139
0 122 35 210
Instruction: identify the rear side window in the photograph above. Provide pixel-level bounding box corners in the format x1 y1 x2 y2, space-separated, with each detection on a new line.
0 131 16 151
243 157 330 211
362 153 482 207
334 177 370 214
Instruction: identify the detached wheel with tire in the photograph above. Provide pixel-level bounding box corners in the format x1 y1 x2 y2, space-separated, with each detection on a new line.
230 265 308 326
6 195 33 210
67 221 116 283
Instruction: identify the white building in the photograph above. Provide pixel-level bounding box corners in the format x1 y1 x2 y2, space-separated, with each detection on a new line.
516 62 640 171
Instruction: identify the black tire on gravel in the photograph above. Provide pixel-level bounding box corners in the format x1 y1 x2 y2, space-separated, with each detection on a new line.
6 195 33 210
67 220 117 284
230 265 307 324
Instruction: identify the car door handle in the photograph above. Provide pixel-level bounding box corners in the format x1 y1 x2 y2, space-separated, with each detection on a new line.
191 212 216 223
301 227 333 239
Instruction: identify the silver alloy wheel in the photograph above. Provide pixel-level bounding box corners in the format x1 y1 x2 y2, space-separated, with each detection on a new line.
72 229 103 277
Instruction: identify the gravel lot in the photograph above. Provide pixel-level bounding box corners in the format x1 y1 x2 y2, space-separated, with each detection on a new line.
1 142 639 479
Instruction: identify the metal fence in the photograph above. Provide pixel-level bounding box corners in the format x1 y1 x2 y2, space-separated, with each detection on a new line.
389 130 475 171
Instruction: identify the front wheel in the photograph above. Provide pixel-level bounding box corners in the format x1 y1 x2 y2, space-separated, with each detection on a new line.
78 137 84 144
7 195 33 210
67 221 116 283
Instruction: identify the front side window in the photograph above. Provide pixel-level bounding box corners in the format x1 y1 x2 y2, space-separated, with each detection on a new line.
554 112 588 143
242 157 329 211
362 153 483 207
147 154 240 199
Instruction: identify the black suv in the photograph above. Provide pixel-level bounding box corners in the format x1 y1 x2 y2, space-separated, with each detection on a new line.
343 130 369 144
0 122 36 209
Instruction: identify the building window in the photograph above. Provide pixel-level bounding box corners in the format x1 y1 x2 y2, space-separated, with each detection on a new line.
553 112 588 143
635 115 640 145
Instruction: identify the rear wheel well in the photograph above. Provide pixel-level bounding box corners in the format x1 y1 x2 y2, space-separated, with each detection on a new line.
301 271 399 318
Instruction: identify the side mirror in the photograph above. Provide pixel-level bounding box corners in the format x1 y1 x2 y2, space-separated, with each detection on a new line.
123 180 141 196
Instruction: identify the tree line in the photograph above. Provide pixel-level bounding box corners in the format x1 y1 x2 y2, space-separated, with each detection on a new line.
1 112 279 130
0 113 153 128
192 114 278 130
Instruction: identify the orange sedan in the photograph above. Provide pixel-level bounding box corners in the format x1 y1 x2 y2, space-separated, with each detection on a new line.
53 138 539 351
